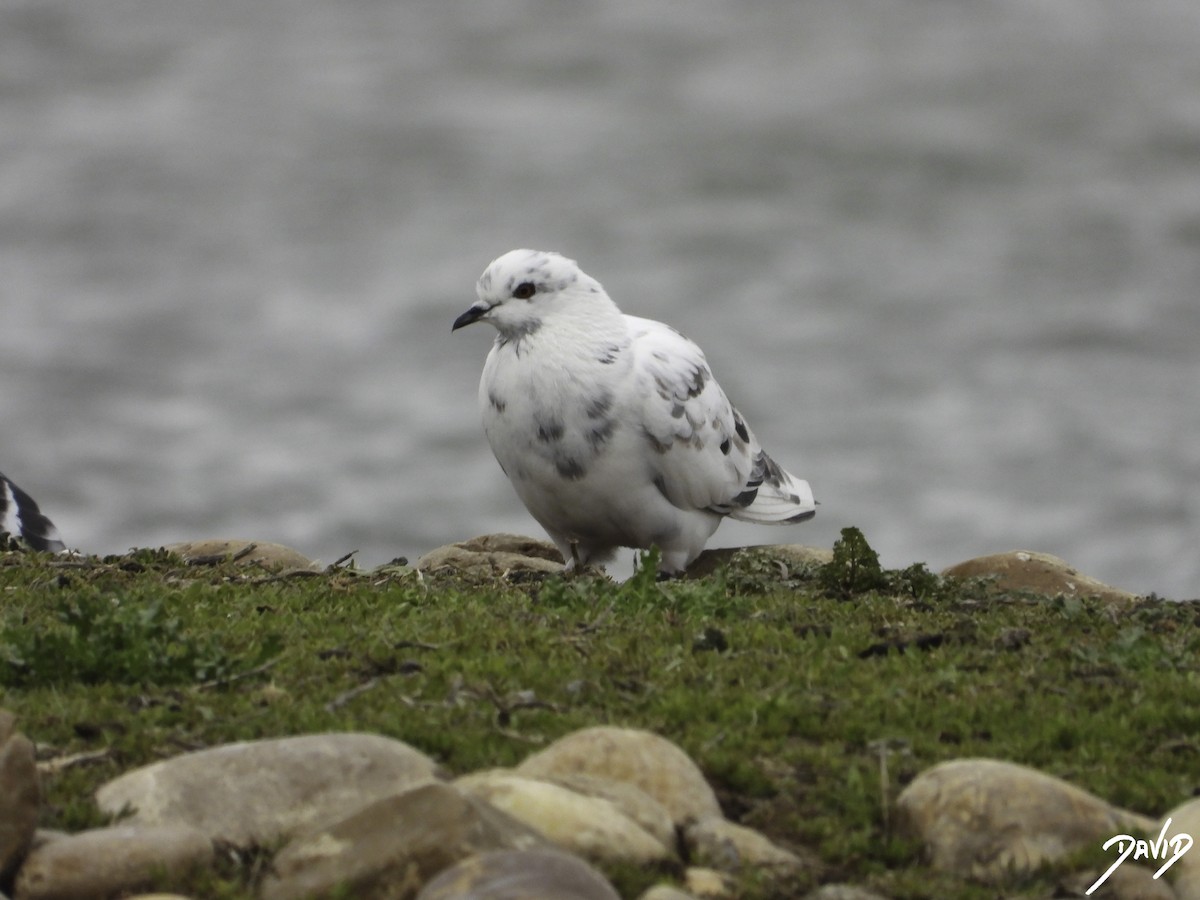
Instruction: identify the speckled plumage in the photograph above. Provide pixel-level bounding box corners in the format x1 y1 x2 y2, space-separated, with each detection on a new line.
0 471 65 552
453 249 815 575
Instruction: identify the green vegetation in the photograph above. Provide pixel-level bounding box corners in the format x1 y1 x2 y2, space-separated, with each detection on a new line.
1 531 1196 898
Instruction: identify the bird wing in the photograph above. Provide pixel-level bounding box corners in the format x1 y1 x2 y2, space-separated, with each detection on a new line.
0 472 66 552
628 316 813 522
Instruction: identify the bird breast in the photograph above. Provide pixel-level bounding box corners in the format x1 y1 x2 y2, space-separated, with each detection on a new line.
480 333 631 485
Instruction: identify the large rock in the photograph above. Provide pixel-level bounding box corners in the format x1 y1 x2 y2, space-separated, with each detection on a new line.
95 733 440 847
683 867 735 898
416 848 620 900
539 773 677 851
0 711 40 881
1065 863 1177 900
516 726 721 826
455 771 675 865
260 782 547 900
639 887 701 900
802 887 890 900
163 539 320 571
685 545 832 580
415 534 564 577
896 758 1157 882
683 816 812 876
942 551 1139 603
1154 797 1200 900
13 824 212 900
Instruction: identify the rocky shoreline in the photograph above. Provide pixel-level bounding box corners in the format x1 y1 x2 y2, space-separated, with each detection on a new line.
5 716 1199 899
170 534 1146 606
0 535 1189 899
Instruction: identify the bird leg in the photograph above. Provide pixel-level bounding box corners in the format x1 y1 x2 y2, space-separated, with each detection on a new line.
565 541 583 577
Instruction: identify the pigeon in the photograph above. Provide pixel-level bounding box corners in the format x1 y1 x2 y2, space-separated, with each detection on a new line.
453 249 815 575
0 471 66 552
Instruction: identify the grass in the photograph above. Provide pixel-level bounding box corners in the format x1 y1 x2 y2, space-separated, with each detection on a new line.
1 529 1197 898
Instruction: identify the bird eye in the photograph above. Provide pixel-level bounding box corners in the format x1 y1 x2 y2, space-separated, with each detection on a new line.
512 281 537 300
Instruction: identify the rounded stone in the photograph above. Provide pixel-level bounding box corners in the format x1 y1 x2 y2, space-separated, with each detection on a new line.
162 539 320 571
683 816 811 875
942 551 1138 603
1065 863 1176 900
261 782 547 900
639 887 700 900
803 886 891 900
0 709 16 744
0 729 40 880
515 726 721 826
415 534 564 576
683 867 735 898
539 773 677 851
415 848 620 900
95 732 441 847
896 757 1157 882
1152 797 1200 899
455 771 674 864
685 544 832 580
13 824 212 900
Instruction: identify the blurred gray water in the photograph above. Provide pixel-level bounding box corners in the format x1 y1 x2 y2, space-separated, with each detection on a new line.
2 0 1198 597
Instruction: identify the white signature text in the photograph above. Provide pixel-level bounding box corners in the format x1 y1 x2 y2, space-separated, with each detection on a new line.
1086 817 1192 895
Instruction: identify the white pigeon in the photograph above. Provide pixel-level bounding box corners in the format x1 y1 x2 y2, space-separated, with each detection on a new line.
0 471 66 553
453 249 815 576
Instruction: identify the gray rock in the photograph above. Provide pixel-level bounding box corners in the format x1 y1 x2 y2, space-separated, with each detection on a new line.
942 550 1139 604
683 816 813 876
455 771 675 865
162 539 320 571
0 713 40 881
638 887 700 900
0 710 15 744
27 833 66 853
896 757 1156 882
516 726 722 826
539 773 677 852
685 544 832 580
1151 797 1200 900
13 824 212 900
415 534 564 576
1065 863 1177 900
682 867 735 898
803 886 890 900
260 782 547 900
95 732 441 847
415 848 620 900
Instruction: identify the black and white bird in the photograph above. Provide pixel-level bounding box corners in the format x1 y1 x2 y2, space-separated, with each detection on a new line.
0 471 65 553
453 249 815 576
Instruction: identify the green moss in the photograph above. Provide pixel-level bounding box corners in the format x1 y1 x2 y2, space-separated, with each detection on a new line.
819 526 886 599
0 536 1193 899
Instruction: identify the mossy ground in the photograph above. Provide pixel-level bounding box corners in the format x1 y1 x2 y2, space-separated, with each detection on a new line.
1 532 1197 899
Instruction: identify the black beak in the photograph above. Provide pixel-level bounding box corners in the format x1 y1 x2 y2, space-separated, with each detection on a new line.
452 305 486 332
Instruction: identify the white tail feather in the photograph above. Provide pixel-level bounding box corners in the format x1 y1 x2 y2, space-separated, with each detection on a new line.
728 468 816 525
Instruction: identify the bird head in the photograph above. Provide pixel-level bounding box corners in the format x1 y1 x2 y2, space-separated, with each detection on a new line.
452 249 605 338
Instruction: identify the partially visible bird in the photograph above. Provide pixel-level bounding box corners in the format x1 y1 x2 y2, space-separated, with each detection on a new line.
453 249 815 576
0 471 66 552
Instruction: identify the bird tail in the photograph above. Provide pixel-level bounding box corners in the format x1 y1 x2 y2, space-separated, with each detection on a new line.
726 451 816 525
0 472 66 552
